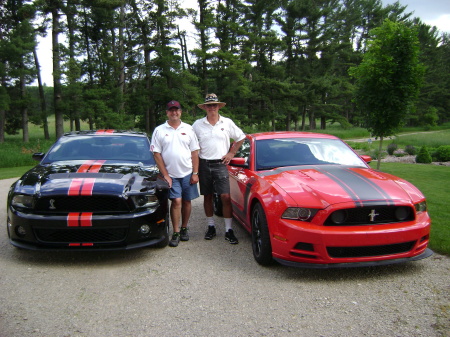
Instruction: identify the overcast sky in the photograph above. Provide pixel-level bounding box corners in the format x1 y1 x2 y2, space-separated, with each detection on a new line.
35 0 450 86
383 0 450 31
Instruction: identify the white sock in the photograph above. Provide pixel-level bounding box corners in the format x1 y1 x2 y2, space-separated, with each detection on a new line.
207 217 215 227
225 218 232 232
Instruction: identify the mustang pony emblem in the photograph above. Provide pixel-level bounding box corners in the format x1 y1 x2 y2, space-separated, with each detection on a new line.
368 209 379 222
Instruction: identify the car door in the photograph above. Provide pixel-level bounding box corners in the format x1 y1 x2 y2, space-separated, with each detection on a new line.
228 138 252 224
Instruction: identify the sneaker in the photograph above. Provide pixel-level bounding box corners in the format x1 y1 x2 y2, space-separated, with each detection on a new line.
169 232 180 247
180 227 189 241
225 229 239 244
204 226 216 240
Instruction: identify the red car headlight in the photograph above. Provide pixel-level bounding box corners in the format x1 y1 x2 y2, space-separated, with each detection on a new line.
414 201 427 213
282 207 319 222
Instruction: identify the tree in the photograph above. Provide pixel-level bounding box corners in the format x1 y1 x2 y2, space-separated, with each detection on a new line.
349 19 425 169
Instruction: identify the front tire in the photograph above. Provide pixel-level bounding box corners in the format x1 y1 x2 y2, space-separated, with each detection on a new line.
251 203 274 265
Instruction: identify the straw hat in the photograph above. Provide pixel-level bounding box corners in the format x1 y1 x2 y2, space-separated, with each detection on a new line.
197 93 226 110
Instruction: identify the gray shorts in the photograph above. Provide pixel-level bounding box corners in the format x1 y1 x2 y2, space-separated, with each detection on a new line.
198 159 230 195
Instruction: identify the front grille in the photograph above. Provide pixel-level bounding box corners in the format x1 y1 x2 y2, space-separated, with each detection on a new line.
327 241 415 258
35 228 127 243
35 196 130 213
324 206 415 226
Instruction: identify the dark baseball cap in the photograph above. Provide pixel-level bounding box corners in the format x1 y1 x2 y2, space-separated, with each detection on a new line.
167 100 181 109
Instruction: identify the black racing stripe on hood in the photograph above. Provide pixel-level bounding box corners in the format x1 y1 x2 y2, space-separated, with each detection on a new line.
344 168 395 206
315 166 395 207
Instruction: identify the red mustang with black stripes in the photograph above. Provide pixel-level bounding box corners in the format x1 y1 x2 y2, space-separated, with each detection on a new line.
226 132 432 267
7 130 170 250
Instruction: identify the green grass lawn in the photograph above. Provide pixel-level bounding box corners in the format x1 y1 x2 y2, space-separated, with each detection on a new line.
371 162 449 256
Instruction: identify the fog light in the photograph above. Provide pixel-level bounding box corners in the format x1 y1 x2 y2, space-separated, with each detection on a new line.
395 207 410 221
330 210 347 224
139 225 151 235
16 226 27 237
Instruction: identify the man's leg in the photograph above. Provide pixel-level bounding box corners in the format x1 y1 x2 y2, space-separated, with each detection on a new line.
180 199 192 241
170 198 182 233
181 199 192 228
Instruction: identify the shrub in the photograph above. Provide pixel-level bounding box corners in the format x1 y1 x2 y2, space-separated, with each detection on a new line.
434 145 450 162
386 143 398 155
404 144 417 155
369 149 385 160
415 146 432 164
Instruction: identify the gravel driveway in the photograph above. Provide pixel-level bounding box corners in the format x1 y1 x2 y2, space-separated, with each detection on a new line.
1 177 449 337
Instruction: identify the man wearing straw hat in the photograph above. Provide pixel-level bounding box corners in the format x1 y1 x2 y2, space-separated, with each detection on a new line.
193 93 245 244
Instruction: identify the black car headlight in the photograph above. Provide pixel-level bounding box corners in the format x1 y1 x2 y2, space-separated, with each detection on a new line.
282 207 319 222
130 194 159 209
414 201 427 213
11 194 34 209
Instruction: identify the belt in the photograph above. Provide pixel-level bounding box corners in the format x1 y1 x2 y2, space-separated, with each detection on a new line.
200 159 223 163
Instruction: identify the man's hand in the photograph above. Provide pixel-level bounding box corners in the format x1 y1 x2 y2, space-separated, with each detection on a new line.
221 152 235 165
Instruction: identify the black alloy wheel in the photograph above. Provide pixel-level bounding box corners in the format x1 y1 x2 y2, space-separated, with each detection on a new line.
251 203 274 265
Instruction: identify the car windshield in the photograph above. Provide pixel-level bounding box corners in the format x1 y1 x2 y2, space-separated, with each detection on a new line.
43 135 156 165
255 138 366 170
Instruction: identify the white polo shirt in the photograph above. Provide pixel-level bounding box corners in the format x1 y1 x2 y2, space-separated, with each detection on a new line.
150 121 200 178
192 115 245 160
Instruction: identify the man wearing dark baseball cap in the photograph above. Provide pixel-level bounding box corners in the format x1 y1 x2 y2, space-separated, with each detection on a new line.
167 100 182 110
151 100 200 247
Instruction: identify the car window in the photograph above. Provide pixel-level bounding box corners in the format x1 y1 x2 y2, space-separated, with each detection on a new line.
236 139 250 159
255 138 365 170
44 136 156 165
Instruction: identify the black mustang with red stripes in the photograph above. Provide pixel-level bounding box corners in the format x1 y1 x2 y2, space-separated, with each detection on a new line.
7 130 170 250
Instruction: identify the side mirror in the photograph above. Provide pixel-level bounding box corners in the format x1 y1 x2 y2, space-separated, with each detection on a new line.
32 153 45 162
229 157 248 167
360 155 372 163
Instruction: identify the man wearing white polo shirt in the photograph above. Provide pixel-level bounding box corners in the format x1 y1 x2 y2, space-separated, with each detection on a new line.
151 100 200 247
193 93 245 244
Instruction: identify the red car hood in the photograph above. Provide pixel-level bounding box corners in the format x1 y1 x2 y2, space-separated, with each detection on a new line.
262 165 424 208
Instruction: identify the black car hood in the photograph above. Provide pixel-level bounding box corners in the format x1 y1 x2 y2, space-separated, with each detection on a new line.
13 161 166 197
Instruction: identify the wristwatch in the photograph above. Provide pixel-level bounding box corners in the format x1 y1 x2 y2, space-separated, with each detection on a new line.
192 172 198 175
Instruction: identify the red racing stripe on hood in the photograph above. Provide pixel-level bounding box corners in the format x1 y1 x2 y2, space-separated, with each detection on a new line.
77 160 96 173
68 179 83 196
88 160 106 173
80 178 95 196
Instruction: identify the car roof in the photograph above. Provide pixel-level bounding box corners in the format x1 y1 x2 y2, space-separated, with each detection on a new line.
248 131 340 141
62 130 148 138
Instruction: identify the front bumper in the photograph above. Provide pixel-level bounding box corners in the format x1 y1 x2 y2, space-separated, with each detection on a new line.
270 215 432 266
7 207 168 250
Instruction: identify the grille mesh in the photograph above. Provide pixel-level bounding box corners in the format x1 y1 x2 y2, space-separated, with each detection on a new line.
327 241 415 258
324 206 414 226
35 228 127 243
35 196 129 213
